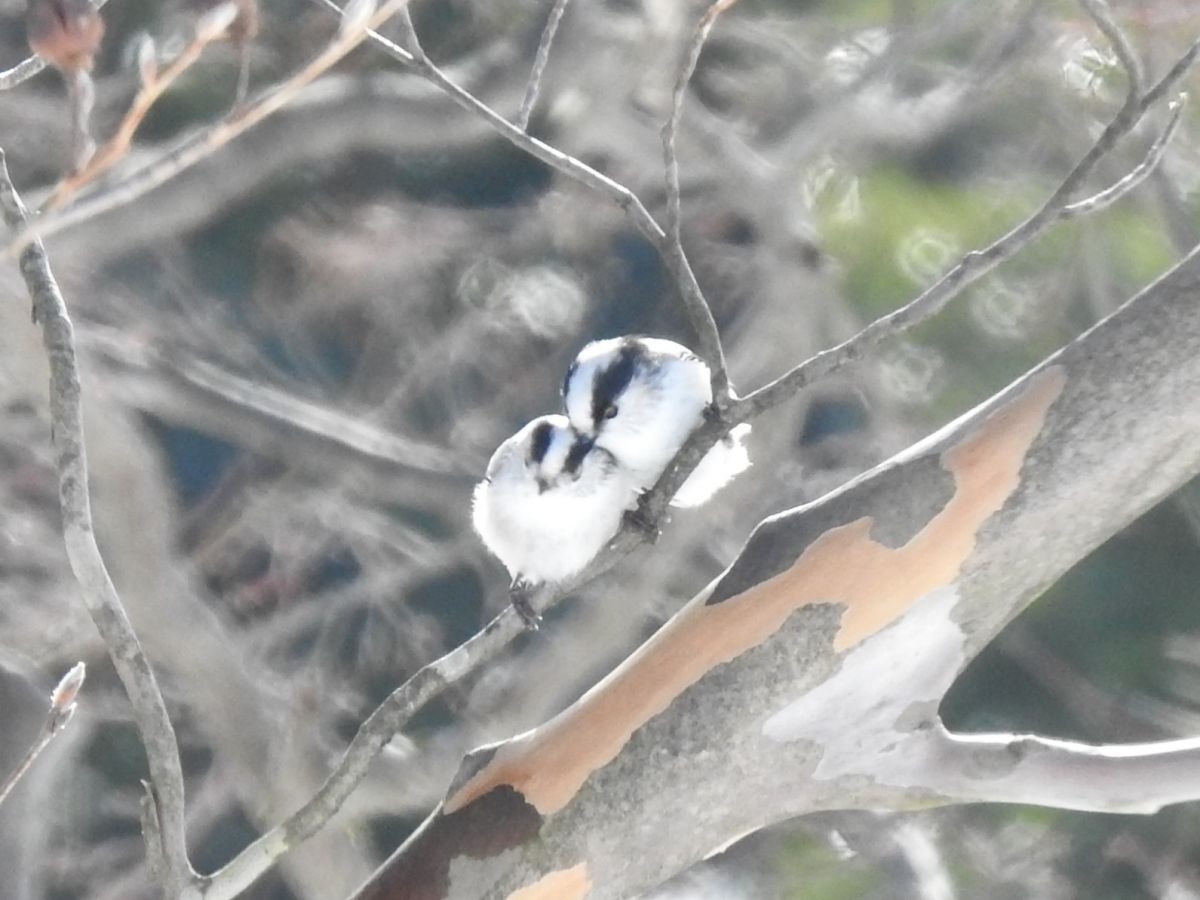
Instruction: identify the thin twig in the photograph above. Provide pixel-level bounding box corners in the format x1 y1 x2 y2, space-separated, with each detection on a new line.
47 5 238 211
0 151 196 897
0 663 85 808
0 0 112 90
66 70 96 174
393 5 424 61
1063 94 1186 218
198 609 526 899
310 0 730 395
732 37 1200 420
3 0 417 256
661 0 740 401
1077 0 1143 101
517 0 572 132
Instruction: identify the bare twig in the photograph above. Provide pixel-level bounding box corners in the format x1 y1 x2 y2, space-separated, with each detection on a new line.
3 0 417 256
0 151 196 897
66 69 96 173
8 0 725 416
309 1 730 395
0 0 110 90
516 0 572 132
732 37 1200 420
82 329 459 476
46 4 238 210
1077 0 1143 101
393 6 424 61
925 725 1200 814
198 608 527 899
661 0 740 401
0 663 85 807
1062 94 1187 218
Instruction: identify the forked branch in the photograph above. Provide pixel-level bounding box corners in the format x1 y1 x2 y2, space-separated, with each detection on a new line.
0 151 195 898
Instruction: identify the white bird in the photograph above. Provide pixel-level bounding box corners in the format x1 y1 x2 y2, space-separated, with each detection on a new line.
472 414 633 610
562 336 750 508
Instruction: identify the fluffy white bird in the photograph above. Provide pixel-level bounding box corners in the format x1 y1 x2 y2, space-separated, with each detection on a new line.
472 414 633 598
562 336 750 508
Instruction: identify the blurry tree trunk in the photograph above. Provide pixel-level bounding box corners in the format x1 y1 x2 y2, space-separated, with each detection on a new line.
353 240 1200 898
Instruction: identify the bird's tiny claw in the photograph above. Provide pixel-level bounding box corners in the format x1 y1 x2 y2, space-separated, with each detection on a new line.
624 495 661 543
509 586 542 631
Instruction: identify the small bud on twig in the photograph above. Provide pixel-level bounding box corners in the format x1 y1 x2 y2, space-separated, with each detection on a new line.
0 661 86 808
26 0 105 74
50 661 85 713
191 0 259 107
132 32 157 87
195 1 240 42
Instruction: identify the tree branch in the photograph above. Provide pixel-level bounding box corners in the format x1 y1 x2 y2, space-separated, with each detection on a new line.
3 0 417 256
1061 94 1186 218
0 151 195 897
516 0 571 132
661 0 739 400
733 36 1200 419
915 725 1200 815
197 606 527 899
0 663 84 808
45 4 238 210
1077 0 1143 102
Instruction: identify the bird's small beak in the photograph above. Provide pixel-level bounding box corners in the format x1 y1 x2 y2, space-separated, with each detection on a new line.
536 477 550 494
565 434 594 481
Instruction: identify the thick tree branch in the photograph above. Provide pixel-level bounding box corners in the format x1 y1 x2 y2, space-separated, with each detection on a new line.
0 152 195 896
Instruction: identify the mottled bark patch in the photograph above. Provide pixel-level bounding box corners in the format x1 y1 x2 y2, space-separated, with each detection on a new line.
708 451 954 606
507 864 591 899
352 787 542 900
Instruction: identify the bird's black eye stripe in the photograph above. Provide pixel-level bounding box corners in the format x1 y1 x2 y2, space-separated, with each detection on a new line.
564 438 590 475
590 340 643 426
528 421 554 465
561 360 578 398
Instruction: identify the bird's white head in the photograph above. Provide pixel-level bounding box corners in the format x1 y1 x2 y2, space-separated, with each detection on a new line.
484 413 592 495
561 336 712 482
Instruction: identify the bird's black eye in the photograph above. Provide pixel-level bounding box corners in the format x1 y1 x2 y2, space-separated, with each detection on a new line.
603 404 619 420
